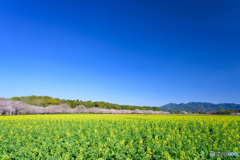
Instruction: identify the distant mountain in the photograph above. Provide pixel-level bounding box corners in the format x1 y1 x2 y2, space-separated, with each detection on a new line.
159 102 240 112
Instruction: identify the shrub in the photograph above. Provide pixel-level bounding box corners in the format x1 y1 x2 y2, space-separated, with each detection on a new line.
10 97 20 101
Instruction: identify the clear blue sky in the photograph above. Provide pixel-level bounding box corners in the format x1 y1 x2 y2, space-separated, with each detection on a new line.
0 0 239 106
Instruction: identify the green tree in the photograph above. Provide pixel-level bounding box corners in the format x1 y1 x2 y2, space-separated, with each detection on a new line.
10 97 20 101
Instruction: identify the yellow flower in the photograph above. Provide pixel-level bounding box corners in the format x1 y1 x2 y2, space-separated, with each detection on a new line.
180 151 185 159
120 140 125 146
178 140 182 146
233 147 238 152
163 140 167 145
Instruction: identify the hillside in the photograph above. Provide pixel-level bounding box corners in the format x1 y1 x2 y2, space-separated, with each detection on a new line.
0 98 170 114
159 102 240 112
6 95 161 111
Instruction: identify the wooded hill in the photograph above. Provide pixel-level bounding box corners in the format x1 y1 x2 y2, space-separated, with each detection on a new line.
10 95 161 111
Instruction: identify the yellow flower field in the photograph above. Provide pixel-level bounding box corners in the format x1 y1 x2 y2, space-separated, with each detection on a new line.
0 114 239 159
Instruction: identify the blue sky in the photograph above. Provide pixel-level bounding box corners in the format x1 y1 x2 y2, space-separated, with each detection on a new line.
0 0 239 106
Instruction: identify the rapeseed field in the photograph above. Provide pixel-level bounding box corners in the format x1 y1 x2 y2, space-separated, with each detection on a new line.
0 114 239 159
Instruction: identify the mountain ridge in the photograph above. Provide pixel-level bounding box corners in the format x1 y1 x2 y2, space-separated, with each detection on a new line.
159 102 240 112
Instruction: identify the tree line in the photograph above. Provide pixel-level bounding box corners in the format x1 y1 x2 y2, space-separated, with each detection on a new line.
212 109 240 115
169 110 207 114
10 95 161 111
168 109 240 115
